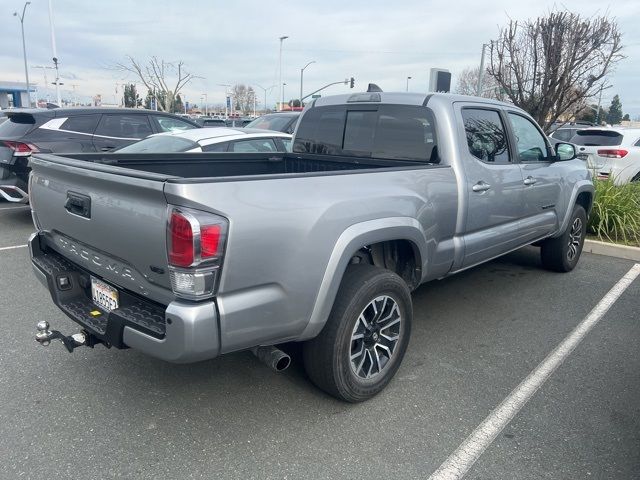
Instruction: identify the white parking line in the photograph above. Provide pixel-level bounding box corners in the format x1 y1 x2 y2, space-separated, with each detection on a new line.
0 244 27 252
0 205 30 212
428 263 640 480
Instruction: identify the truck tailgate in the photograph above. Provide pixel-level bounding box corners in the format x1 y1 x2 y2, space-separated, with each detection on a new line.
29 154 174 305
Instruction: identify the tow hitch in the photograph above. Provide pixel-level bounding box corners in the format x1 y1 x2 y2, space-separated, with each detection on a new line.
35 320 105 352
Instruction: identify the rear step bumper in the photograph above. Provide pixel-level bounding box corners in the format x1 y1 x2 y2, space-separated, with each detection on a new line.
29 232 220 363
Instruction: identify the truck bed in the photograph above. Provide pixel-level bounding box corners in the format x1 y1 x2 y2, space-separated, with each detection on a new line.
52 152 422 181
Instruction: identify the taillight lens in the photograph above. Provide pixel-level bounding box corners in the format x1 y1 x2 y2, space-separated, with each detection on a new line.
167 206 228 300
597 149 628 158
168 212 194 267
2 140 39 157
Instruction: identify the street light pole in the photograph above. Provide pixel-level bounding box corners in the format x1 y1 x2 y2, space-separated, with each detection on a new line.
300 60 316 107
255 84 276 114
217 84 231 118
278 35 289 111
48 0 62 106
13 2 31 107
476 42 490 97
201 93 207 116
406 76 412 92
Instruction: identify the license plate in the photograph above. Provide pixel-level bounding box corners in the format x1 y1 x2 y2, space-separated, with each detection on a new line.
91 277 119 311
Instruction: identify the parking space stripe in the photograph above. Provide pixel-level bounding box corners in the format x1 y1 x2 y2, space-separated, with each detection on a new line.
0 244 27 252
0 206 30 212
428 263 640 480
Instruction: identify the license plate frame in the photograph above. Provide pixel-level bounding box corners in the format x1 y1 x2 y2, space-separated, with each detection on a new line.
90 277 119 312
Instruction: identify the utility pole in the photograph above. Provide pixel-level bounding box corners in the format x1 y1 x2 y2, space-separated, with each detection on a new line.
201 93 208 116
300 61 316 107
71 84 78 106
476 43 490 97
48 0 62 106
595 87 604 125
406 76 412 92
13 2 32 107
217 84 231 118
278 35 289 111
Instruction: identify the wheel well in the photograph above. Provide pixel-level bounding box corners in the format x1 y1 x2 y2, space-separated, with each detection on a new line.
576 191 593 215
350 240 421 290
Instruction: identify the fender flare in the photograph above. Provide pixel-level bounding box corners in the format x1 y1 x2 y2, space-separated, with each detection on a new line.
298 217 428 340
554 180 595 237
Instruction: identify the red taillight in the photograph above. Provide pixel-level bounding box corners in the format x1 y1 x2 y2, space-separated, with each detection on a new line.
2 140 39 156
169 212 194 267
201 225 221 258
597 149 628 158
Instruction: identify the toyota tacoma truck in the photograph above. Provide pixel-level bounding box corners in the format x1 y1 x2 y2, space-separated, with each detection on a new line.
28 91 593 402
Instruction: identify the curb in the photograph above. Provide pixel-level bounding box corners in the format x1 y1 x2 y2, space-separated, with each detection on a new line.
584 239 640 262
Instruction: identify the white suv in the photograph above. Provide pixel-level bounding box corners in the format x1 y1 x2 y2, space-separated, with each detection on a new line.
571 127 640 184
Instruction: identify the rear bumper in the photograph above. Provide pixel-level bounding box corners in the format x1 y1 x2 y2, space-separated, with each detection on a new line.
29 232 220 363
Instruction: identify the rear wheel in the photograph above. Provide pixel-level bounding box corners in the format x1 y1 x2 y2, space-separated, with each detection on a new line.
303 264 412 402
540 204 587 272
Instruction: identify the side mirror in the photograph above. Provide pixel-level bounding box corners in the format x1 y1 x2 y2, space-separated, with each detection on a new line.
554 142 577 161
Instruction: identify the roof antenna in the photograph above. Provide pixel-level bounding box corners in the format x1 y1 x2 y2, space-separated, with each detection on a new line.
367 83 383 93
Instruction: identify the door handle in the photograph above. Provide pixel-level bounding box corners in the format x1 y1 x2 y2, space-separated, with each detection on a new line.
472 181 491 192
64 191 91 218
523 176 537 186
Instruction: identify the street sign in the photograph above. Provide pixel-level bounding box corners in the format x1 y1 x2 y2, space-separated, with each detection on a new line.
312 94 321 99
226 96 231 109
429 68 451 93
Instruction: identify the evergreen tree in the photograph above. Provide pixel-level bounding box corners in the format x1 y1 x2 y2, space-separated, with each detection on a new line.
622 113 630 121
606 95 623 125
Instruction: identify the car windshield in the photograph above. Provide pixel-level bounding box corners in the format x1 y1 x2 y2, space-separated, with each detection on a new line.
570 130 623 146
116 135 199 153
245 115 295 132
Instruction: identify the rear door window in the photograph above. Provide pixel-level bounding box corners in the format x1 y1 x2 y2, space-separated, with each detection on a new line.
201 142 229 152
60 115 100 134
461 108 511 164
570 130 623 146
95 114 153 139
551 129 573 142
116 135 199 153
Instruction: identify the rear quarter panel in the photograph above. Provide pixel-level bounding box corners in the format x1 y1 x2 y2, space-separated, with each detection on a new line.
164 167 458 352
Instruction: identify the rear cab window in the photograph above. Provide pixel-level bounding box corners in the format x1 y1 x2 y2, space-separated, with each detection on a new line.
293 105 438 162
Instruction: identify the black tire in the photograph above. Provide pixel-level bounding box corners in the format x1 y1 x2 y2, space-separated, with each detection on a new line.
303 264 412 402
540 204 587 272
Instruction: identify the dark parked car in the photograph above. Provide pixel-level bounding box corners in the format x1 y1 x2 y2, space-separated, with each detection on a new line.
0 108 199 202
195 117 227 127
244 112 300 134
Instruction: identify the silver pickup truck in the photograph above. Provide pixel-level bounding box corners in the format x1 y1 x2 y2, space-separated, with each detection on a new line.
28 91 593 402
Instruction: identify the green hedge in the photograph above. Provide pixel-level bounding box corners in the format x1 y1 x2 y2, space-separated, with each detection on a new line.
588 179 640 246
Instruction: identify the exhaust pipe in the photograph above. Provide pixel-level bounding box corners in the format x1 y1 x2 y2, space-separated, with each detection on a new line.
251 345 291 372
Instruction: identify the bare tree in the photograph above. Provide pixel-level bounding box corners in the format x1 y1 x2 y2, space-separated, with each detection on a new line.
231 84 257 115
116 56 199 112
488 10 624 130
455 67 507 101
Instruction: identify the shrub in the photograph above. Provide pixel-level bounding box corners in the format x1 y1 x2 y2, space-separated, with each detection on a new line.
588 178 640 246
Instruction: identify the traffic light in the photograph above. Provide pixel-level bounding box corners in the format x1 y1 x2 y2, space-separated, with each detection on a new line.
349 77 355 89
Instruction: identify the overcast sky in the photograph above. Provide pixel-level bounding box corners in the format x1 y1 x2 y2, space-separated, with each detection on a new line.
1 0 639 117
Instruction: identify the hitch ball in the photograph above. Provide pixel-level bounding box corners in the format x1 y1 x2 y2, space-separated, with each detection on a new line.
35 320 54 346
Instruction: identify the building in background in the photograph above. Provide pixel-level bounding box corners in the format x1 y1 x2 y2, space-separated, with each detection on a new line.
0 81 36 108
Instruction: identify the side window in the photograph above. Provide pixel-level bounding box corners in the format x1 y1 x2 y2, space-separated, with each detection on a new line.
508 113 549 162
201 142 229 152
634 139 640 147
373 105 437 162
152 116 196 132
60 114 100 134
461 108 511 164
280 138 292 152
229 139 277 153
95 115 153 139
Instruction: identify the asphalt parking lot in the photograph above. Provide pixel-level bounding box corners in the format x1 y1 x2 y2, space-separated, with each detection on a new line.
1 200 639 480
